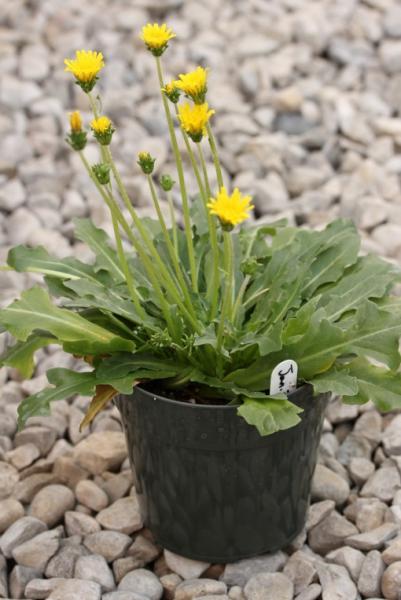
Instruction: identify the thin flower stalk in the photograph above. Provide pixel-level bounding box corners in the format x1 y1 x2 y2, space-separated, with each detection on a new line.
232 230 258 323
146 174 194 309
110 208 145 319
216 231 234 353
196 143 220 319
85 94 195 324
103 146 198 325
166 191 178 255
78 151 179 338
155 56 198 292
206 122 224 189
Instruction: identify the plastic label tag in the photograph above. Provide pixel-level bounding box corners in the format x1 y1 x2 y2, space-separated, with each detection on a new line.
270 359 298 396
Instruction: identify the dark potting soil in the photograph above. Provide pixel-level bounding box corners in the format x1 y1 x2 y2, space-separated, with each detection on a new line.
142 381 233 406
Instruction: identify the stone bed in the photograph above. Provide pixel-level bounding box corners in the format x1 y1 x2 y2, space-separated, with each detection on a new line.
2 0 401 598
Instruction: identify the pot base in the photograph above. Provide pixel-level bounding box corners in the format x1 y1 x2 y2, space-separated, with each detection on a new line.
156 522 305 563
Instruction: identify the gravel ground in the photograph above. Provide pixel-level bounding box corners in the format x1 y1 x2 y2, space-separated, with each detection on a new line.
2 0 401 598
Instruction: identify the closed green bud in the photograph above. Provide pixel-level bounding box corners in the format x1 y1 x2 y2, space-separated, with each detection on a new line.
92 163 111 185
66 131 87 151
160 174 175 191
137 152 156 175
241 257 259 275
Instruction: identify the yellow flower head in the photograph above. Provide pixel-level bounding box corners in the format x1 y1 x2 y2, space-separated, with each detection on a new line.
90 116 114 145
69 111 83 132
207 187 254 229
140 23 176 56
91 116 112 134
64 50 104 92
175 67 209 104
177 102 215 143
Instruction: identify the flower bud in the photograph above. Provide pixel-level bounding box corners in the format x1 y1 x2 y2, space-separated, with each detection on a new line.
137 152 156 175
160 174 175 191
92 163 111 185
66 111 87 151
162 82 180 104
91 116 114 146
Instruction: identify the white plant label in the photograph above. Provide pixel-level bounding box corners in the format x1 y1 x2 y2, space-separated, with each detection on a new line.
270 359 298 396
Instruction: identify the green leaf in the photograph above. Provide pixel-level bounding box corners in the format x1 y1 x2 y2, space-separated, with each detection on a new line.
320 255 399 321
287 301 401 378
308 368 358 396
345 301 401 370
344 358 401 411
0 333 56 378
7 245 98 282
74 219 125 282
235 322 283 357
282 298 320 345
95 353 180 390
302 221 360 297
17 368 96 429
63 279 154 327
0 287 134 354
237 395 303 436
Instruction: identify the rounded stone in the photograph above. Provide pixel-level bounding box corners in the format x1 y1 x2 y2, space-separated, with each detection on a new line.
118 569 163 600
0 462 19 499
96 497 143 535
75 480 109 512
244 573 294 600
311 464 350 506
30 485 75 527
382 561 401 600
0 498 25 533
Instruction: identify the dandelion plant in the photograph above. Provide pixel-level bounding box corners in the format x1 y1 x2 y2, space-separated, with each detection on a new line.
1 25 401 436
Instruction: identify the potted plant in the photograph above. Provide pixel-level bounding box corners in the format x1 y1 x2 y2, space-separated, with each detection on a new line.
2 23 401 562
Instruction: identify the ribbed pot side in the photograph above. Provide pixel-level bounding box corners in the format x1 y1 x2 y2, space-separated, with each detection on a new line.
115 384 329 563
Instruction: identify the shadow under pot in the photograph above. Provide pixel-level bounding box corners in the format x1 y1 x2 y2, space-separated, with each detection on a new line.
115 383 329 563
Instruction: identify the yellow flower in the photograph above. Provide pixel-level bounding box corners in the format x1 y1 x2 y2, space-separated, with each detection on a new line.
207 187 254 228
69 111 83 132
175 67 209 104
91 116 112 134
90 116 114 145
177 102 215 142
64 50 104 92
140 23 176 56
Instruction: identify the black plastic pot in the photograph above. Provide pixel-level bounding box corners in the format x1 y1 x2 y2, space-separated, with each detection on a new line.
116 384 329 563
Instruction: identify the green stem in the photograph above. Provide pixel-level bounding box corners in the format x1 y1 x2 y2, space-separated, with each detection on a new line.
197 143 212 197
87 92 100 118
155 56 197 292
110 209 146 319
78 151 178 338
167 190 178 255
104 146 196 323
147 174 194 310
232 229 258 323
206 122 224 190
232 275 250 323
197 143 220 319
216 231 234 352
